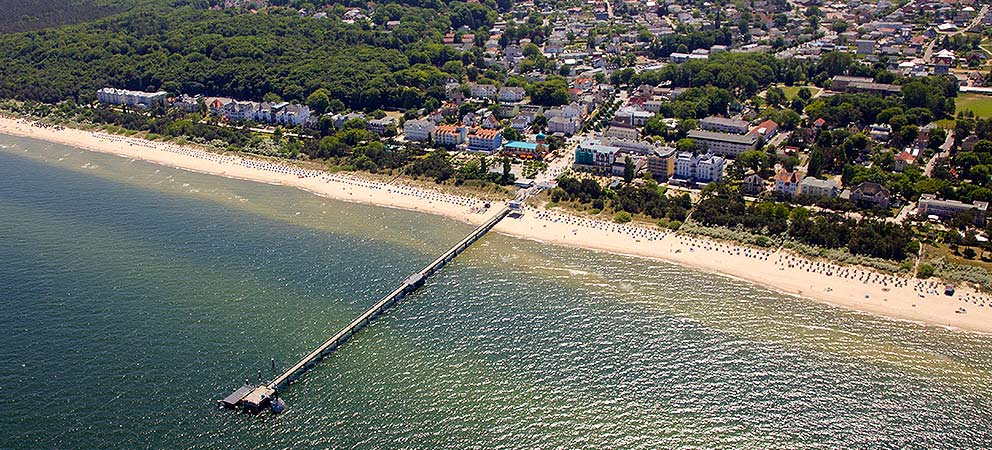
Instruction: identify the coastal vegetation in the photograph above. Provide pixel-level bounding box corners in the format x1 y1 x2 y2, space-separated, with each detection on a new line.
550 175 692 223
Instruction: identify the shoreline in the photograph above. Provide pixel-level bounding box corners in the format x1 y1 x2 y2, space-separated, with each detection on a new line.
3 115 992 334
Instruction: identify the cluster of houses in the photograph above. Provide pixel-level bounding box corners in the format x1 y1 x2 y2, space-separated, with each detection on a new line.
96 88 312 126
200 97 311 126
572 134 726 186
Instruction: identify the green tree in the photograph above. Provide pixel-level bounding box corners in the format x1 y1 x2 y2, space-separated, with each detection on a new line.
306 89 331 115
623 156 635 183
766 87 786 107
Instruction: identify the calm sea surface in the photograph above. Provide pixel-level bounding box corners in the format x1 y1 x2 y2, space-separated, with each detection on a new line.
1 135 991 448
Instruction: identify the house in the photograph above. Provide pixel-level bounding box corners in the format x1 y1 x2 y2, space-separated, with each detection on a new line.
467 128 503 153
846 181 891 209
366 117 396 136
893 151 916 172
511 114 533 131
869 123 892 142
548 116 581 135
431 124 467 147
403 119 435 142
918 194 989 225
272 103 311 126
743 173 766 195
700 116 751 134
686 129 760 157
470 83 498 99
774 169 801 197
798 176 839 199
750 120 779 140
498 86 526 102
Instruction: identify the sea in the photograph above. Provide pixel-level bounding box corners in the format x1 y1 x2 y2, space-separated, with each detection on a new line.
1 134 991 448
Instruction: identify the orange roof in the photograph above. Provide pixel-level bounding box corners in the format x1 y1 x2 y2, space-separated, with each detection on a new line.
434 124 462 135
775 169 798 184
469 128 501 139
896 151 916 162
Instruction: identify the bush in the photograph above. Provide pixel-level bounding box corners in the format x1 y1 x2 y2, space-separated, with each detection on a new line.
614 212 632 223
917 263 935 279
963 248 978 259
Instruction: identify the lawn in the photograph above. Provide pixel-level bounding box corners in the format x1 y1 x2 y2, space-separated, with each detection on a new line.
955 93 992 117
778 84 821 101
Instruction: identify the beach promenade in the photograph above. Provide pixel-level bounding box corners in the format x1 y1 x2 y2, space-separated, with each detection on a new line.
2 115 991 334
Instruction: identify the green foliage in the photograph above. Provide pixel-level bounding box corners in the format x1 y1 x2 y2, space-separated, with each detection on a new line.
0 4 468 110
0 0 137 33
526 77 569 106
613 211 632 223
407 150 454 182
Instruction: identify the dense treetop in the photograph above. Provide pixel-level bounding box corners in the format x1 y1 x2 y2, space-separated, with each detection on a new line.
0 2 493 109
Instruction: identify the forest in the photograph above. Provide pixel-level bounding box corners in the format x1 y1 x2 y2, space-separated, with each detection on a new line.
0 0 138 33
0 1 494 110
692 193 915 261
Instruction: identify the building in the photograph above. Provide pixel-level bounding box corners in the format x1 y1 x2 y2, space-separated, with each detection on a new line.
798 176 839 199
403 119 435 142
918 194 989 225
548 116 580 135
700 116 751 134
471 83 498 99
503 135 547 159
686 129 759 157
869 123 892 142
574 139 620 174
694 154 725 183
673 152 696 181
467 128 503 153
846 181 891 209
750 120 779 140
366 117 396 136
743 173 766 195
774 169 801 197
604 125 639 141
829 76 902 96
856 39 876 55
893 151 916 172
611 154 647 177
646 147 676 181
432 124 467 147
274 104 310 126
672 152 724 183
96 88 168 109
498 86 526 102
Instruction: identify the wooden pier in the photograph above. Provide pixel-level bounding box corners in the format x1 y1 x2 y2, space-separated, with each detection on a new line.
222 206 510 413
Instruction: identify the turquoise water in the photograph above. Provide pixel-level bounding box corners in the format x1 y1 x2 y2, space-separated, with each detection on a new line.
1 135 991 448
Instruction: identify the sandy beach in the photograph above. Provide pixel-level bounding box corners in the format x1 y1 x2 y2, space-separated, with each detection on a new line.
3 115 992 334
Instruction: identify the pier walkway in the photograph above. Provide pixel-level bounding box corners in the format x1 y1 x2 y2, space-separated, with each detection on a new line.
222 205 511 413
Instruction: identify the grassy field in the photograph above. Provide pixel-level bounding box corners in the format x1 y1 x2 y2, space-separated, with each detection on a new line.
779 84 821 100
924 243 992 270
955 93 992 117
